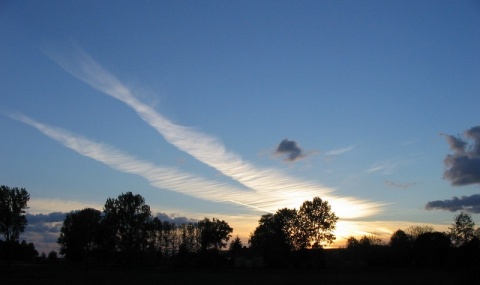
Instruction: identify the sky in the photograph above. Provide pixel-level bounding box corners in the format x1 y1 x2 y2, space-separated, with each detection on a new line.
1 0 480 254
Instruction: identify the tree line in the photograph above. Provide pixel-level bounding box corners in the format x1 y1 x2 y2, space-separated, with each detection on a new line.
57 193 339 267
58 191 233 266
1 184 339 267
2 184 480 271
342 213 480 269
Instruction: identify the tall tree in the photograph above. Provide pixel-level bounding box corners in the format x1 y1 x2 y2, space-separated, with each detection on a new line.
0 186 30 244
449 211 476 247
297 197 338 248
148 217 163 251
0 186 30 265
58 208 102 262
160 220 178 257
249 208 300 251
229 235 243 252
249 213 279 249
179 222 200 253
249 212 292 266
275 208 304 250
198 217 232 250
250 198 338 252
103 192 152 253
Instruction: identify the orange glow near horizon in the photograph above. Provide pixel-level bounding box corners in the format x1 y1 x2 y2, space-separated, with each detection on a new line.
29 197 451 252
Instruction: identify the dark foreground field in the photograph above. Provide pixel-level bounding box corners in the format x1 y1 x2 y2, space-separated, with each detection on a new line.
2 264 478 285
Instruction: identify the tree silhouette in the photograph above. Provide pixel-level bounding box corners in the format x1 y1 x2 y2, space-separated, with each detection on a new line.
103 192 152 254
147 217 163 251
250 198 338 254
198 217 232 251
179 222 200 253
414 231 451 266
55 192 242 266
0 185 30 243
0 185 30 265
159 220 177 258
390 230 412 266
390 230 410 247
229 235 243 252
275 208 303 250
404 225 433 240
48 250 58 263
449 211 476 247
360 234 383 247
0 239 38 262
298 197 338 248
58 208 102 262
249 197 337 267
249 212 292 267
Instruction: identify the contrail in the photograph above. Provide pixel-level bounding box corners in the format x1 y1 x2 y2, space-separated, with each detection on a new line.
47 47 383 217
11 113 259 207
49 48 331 195
229 200 275 214
13 113 381 217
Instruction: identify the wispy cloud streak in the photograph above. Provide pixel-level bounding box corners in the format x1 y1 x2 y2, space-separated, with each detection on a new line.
325 146 355 156
46 47 383 218
11 114 254 205
51 49 326 195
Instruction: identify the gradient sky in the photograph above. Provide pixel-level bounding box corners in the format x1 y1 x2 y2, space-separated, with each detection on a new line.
1 0 480 253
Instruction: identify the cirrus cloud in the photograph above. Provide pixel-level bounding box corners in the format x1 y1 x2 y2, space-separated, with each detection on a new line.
43 46 383 218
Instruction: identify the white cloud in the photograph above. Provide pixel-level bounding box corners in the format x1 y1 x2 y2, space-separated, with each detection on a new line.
366 160 397 175
11 114 257 207
325 145 355 156
50 49 331 199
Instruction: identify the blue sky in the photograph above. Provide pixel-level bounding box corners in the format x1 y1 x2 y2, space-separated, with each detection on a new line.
1 0 480 253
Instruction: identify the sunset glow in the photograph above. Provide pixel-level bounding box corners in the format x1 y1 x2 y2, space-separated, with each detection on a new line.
2 1 479 255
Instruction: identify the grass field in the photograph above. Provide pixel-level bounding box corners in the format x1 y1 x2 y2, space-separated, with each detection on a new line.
2 264 478 285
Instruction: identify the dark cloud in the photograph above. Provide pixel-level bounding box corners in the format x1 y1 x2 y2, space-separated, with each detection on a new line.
21 212 68 254
275 139 305 162
25 212 66 234
444 134 468 153
26 212 66 224
425 194 480 213
425 127 480 214
442 126 480 186
155 213 197 224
